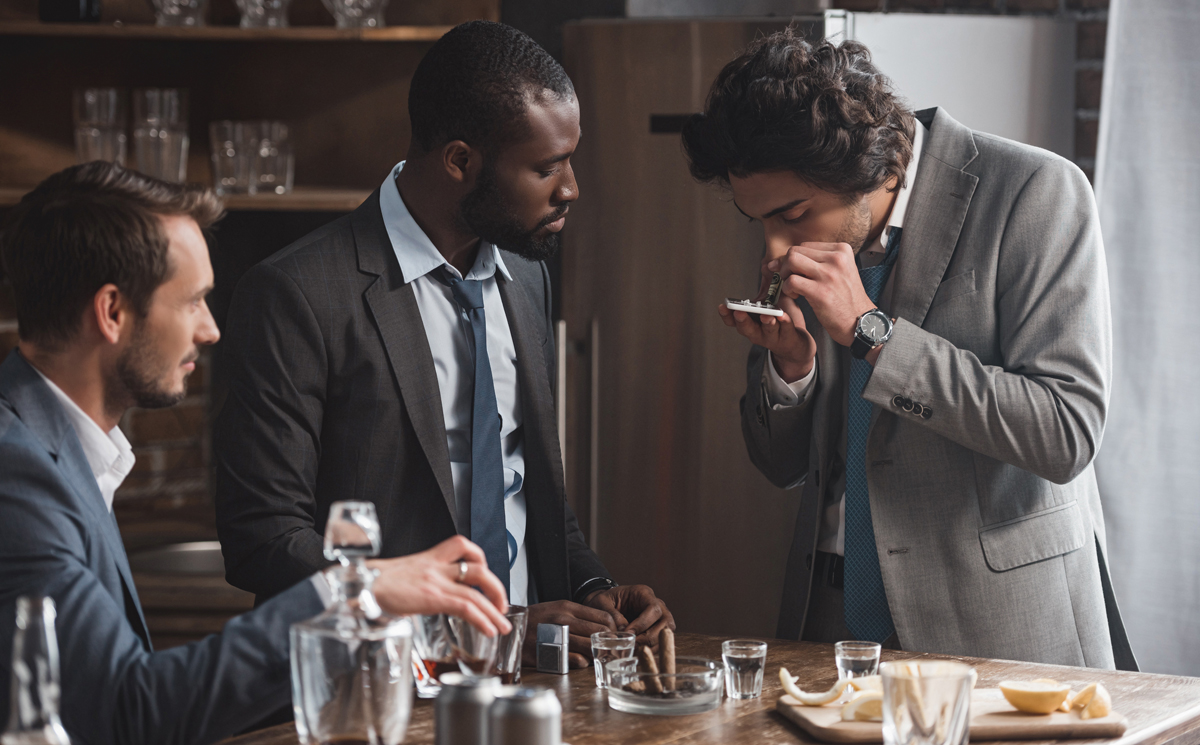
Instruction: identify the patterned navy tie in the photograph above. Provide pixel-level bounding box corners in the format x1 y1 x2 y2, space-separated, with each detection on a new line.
843 227 901 643
440 267 510 594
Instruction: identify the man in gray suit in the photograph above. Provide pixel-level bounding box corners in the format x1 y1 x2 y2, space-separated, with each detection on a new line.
0 162 510 744
683 31 1136 669
214 21 673 668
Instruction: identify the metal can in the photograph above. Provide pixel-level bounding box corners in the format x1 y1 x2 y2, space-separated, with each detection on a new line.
435 672 501 745
488 686 562 745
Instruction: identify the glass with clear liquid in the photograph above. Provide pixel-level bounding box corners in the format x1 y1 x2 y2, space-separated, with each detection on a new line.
835 641 882 680
590 632 635 688
722 639 768 699
3 597 71 745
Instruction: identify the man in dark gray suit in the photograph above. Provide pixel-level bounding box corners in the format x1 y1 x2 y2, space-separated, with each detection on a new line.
0 162 510 744
684 32 1136 669
214 21 672 668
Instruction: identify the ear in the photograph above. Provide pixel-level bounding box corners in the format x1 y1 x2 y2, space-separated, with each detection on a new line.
440 140 482 185
91 283 134 346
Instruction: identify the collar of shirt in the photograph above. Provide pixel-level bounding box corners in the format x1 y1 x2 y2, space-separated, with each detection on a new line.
859 120 928 265
29 364 135 512
379 161 513 284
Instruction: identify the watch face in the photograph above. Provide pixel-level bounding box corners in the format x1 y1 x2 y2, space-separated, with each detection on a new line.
860 312 889 343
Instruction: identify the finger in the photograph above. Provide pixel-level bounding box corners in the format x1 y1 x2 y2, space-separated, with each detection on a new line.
637 615 673 647
731 311 767 345
622 602 664 637
586 592 630 630
429 535 488 565
778 295 807 332
717 304 737 327
449 583 512 635
784 273 819 302
454 561 509 615
568 633 597 657
778 250 824 282
568 653 590 669
439 585 503 637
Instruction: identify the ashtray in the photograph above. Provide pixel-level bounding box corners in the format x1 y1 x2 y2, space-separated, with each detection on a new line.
604 656 724 715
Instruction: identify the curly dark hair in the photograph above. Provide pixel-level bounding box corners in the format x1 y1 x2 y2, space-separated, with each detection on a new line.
682 30 915 197
408 20 574 154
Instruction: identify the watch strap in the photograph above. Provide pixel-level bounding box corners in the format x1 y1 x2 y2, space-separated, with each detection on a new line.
850 334 874 359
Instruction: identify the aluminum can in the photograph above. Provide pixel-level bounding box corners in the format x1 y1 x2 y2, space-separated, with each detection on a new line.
435 672 501 745
488 686 562 745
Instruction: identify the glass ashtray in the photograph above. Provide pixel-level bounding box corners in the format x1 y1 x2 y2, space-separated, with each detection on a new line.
604 656 724 715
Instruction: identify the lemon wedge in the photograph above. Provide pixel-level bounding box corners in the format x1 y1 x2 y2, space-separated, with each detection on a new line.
848 675 882 692
842 690 884 722
999 680 1072 714
779 667 851 706
1072 683 1112 719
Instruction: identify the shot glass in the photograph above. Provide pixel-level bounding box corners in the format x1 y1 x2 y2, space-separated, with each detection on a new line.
133 89 189 183
151 0 207 26
446 615 499 678
721 639 768 699
234 0 290 27
319 0 386 28
209 121 256 196
836 640 882 680
590 631 635 689
248 121 294 195
73 88 126 166
490 605 528 685
881 661 972 745
411 614 455 699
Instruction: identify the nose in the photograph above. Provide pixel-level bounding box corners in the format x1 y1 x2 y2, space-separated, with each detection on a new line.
197 299 220 346
763 227 792 264
556 163 579 204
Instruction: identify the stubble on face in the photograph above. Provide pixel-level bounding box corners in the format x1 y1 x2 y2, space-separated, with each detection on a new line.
105 317 196 416
838 194 876 255
457 160 567 263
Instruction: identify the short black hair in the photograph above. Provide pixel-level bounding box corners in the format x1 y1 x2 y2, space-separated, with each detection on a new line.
408 20 574 154
0 161 223 348
682 29 914 197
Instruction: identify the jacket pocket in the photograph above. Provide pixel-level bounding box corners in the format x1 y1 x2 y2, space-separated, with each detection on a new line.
979 500 1086 572
929 270 977 309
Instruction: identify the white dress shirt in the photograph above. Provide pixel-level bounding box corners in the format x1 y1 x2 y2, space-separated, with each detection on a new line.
378 162 531 605
763 121 927 556
31 365 135 513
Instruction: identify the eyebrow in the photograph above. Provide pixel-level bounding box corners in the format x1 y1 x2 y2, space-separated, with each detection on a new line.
193 284 214 301
536 152 573 168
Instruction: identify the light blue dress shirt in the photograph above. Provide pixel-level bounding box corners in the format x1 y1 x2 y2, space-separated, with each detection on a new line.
379 161 530 605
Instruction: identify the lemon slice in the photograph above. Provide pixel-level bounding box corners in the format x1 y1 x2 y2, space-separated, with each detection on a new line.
848 675 882 692
1033 679 1073 711
1072 683 1112 719
779 667 851 706
999 680 1072 714
842 690 884 722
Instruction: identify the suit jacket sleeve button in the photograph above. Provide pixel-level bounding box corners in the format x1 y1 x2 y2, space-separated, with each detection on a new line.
902 398 914 412
922 407 933 419
912 403 924 417
892 395 904 407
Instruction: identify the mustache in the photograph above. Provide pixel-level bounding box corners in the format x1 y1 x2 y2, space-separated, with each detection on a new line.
182 348 200 366
536 205 569 229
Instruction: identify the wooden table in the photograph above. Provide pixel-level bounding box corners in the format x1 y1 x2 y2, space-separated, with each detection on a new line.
219 633 1200 745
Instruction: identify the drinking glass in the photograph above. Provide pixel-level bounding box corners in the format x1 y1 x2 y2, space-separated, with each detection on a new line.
836 640 882 679
590 631 635 689
881 661 972 745
248 120 294 195
151 0 207 26
411 614 456 699
320 0 387 28
133 89 188 183
73 88 126 166
491 605 528 684
722 639 767 699
235 0 290 27
209 121 257 195
447 615 499 677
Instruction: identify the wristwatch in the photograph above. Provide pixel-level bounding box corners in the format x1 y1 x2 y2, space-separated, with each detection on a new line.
850 308 894 359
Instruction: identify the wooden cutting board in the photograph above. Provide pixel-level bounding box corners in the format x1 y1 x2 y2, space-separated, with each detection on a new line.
776 689 1128 743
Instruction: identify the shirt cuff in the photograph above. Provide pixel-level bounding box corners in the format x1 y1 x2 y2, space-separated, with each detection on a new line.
310 570 336 608
763 351 818 408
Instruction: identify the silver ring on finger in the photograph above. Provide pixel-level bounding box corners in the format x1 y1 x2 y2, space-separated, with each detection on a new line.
456 560 469 584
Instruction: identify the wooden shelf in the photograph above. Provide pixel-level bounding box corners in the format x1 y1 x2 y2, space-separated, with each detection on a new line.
0 185 370 212
0 20 451 41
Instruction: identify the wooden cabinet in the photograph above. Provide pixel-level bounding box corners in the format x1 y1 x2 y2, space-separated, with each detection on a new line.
560 17 839 639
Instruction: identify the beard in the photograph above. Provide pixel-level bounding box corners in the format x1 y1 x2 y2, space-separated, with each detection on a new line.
458 162 567 263
838 194 876 255
107 319 194 414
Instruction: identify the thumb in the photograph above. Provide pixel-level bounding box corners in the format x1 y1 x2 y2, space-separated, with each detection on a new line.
780 295 808 332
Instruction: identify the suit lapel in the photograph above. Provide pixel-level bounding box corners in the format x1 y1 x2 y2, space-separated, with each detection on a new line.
0 353 152 648
353 192 459 526
886 108 980 329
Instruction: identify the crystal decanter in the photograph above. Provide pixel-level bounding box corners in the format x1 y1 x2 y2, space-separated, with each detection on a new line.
290 501 414 745
3 597 70 745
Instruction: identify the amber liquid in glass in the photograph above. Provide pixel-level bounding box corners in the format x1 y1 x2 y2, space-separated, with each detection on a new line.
422 658 457 680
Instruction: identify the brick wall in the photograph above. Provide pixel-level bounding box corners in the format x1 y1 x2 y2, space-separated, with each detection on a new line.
833 0 1109 181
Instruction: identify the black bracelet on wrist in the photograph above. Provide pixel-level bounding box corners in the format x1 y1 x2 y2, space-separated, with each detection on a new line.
574 577 618 603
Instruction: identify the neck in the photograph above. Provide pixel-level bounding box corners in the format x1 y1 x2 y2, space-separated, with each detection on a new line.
395 155 482 276
21 345 122 432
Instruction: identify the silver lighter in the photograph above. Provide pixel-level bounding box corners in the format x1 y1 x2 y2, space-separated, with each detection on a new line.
535 623 570 674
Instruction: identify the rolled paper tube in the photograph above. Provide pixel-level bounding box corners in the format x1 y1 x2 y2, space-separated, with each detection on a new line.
765 272 783 306
660 629 676 691
639 645 664 694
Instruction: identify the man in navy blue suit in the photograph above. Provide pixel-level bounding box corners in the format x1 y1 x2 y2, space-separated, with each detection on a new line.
0 161 511 745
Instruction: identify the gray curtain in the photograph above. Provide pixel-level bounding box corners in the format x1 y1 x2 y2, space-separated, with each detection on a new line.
1094 0 1200 676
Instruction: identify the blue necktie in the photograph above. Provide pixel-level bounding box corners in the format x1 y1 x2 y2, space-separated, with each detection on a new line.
441 268 510 594
844 228 901 643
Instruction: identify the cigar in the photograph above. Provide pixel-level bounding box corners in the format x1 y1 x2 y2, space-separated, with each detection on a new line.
639 644 664 694
660 629 676 691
